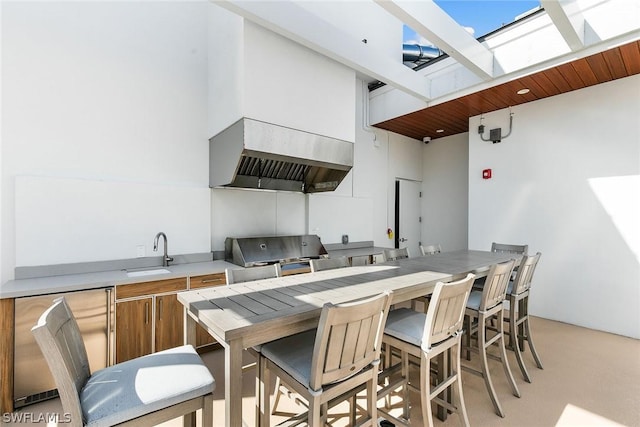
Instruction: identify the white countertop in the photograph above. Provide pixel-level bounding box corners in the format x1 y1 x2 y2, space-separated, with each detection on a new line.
0 260 239 299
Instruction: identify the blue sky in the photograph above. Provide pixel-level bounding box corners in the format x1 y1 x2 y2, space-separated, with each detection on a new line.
403 0 541 44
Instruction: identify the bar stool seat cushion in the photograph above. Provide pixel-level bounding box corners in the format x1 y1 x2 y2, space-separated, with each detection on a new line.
466 290 483 310
506 281 514 294
260 330 316 388
503 282 518 310
383 308 425 347
81 345 215 427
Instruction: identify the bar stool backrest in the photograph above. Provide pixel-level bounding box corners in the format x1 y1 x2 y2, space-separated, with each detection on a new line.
511 253 542 295
310 256 350 272
420 244 442 256
491 242 528 255
480 260 516 311
226 263 282 284
309 291 392 390
423 274 475 351
383 247 410 261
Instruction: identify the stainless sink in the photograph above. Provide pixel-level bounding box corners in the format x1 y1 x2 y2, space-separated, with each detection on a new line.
126 268 171 278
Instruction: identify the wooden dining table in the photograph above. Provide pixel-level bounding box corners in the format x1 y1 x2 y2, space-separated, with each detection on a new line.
178 264 450 427
384 249 523 279
177 249 521 427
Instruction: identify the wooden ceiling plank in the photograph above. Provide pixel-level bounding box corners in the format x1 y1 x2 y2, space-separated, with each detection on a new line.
398 121 427 138
585 53 613 82
554 62 587 91
569 58 599 86
421 106 458 124
432 115 458 128
438 100 472 117
462 93 502 113
519 75 553 97
619 41 640 75
460 102 484 118
502 81 522 105
543 67 575 92
603 48 630 80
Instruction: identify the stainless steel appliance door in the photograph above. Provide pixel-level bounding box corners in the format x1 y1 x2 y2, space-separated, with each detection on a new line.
13 288 112 407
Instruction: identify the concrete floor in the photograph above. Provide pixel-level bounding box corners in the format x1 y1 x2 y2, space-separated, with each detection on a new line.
7 316 640 426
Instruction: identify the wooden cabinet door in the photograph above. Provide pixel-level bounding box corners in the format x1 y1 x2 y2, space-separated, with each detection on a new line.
154 294 184 352
115 298 152 363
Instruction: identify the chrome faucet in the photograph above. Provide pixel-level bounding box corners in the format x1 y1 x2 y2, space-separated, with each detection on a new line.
153 232 173 267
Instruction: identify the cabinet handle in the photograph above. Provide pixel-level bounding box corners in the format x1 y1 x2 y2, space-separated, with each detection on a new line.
106 288 112 366
145 301 149 324
200 278 222 284
158 298 163 320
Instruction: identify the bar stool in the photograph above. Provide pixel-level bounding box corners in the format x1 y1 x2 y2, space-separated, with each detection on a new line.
383 247 410 261
225 263 281 284
505 252 544 382
413 243 442 312
378 274 475 427
32 298 214 427
310 256 350 272
419 243 442 256
463 259 521 418
259 292 392 426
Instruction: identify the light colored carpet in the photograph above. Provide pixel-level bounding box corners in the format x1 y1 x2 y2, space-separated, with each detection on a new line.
8 316 640 426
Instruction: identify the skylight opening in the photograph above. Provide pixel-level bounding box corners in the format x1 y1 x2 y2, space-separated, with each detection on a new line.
402 0 542 69
434 0 541 39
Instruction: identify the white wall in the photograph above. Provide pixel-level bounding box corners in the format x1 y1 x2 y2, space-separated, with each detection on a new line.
1 2 421 279
210 188 306 251
422 133 469 251
243 21 355 141
297 1 403 62
207 8 356 141
346 80 426 249
469 75 640 338
207 4 244 138
308 195 373 244
1 2 211 279
387 131 424 249
352 81 392 247
15 176 210 266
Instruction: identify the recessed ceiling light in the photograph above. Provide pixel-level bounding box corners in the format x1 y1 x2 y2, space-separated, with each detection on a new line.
436 129 444 133
517 88 530 95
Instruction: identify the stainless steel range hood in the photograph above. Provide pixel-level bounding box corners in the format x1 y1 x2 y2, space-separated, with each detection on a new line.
209 118 353 193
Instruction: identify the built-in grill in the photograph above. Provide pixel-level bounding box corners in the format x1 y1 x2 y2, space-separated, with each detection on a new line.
225 235 328 271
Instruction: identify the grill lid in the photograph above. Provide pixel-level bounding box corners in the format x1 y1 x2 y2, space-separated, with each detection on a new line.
225 235 328 267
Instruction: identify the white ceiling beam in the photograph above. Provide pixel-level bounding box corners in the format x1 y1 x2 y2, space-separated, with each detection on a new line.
213 0 432 101
541 0 585 51
374 0 494 81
